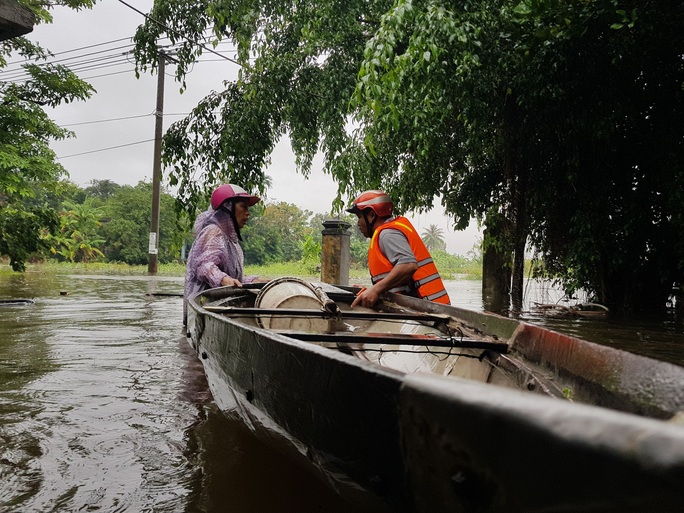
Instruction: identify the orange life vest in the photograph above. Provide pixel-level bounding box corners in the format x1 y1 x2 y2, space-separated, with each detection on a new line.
368 217 450 304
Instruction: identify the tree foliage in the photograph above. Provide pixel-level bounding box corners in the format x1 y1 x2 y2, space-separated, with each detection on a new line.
100 182 180 265
0 1 96 271
0 205 58 271
421 224 446 252
242 201 315 264
2 177 378 269
84 179 122 201
48 197 106 262
133 0 393 213
134 0 684 312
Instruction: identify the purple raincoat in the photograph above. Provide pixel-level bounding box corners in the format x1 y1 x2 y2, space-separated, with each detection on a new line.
183 204 256 324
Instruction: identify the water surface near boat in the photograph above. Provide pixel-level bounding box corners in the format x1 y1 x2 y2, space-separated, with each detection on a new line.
0 272 682 512
0 273 369 512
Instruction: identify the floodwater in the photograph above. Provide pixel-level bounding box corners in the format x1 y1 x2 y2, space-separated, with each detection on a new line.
0 273 369 513
1 273 683 513
445 278 684 366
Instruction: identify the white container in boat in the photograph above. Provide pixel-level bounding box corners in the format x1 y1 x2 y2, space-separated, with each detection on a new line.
255 277 332 332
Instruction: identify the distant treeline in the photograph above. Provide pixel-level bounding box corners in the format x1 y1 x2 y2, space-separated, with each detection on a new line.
3 179 480 277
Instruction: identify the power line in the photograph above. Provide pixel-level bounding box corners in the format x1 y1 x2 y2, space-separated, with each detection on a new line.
60 112 190 127
79 68 136 81
0 50 135 82
1 36 134 68
1 2 238 84
61 113 153 127
57 139 156 159
4 4 240 162
116 0 241 67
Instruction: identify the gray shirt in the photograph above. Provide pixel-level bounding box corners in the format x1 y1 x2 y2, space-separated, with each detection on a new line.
377 225 417 266
377 224 419 296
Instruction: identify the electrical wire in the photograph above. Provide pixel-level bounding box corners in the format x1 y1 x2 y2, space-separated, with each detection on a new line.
57 139 156 159
0 50 135 82
116 0 241 67
60 112 190 127
1 37 134 68
1 7 233 83
78 68 136 81
60 113 153 127
1 3 239 161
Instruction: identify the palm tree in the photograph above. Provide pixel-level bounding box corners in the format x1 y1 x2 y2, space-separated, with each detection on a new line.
421 224 446 252
49 198 106 262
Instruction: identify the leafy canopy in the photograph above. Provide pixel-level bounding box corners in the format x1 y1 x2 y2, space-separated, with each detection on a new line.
134 0 683 311
0 0 96 270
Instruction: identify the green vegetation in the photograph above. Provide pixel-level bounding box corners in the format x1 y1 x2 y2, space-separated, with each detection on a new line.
0 1 96 271
421 225 447 252
9 257 481 282
133 1 683 313
432 250 483 280
1 178 481 279
4 260 187 277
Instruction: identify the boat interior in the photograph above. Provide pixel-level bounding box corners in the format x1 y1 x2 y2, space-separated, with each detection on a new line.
195 278 572 401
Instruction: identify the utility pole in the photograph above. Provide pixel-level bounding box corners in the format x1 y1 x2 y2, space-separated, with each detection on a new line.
148 51 165 274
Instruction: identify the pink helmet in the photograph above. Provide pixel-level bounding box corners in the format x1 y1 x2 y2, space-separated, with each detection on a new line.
346 190 394 217
211 184 260 210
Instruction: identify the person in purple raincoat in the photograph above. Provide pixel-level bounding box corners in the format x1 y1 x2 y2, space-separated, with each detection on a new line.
183 184 260 325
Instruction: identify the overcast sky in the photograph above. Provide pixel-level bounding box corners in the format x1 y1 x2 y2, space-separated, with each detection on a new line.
25 1 481 255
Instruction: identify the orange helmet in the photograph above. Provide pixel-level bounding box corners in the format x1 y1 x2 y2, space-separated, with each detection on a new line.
346 190 394 217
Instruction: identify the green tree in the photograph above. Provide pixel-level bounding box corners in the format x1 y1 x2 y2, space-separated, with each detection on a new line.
239 203 284 265
0 206 58 269
354 0 683 312
49 197 105 262
100 182 180 264
242 201 315 264
84 179 122 202
133 0 683 313
133 0 392 212
0 1 96 271
513 1 684 312
421 224 446 252
299 234 322 274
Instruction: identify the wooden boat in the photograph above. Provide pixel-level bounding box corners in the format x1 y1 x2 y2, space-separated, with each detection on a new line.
0 298 34 305
186 277 684 513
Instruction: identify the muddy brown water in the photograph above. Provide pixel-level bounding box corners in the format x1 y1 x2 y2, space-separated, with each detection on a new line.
1 273 682 512
0 273 368 512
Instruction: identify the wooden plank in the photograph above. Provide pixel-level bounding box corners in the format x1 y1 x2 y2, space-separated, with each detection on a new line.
203 305 451 323
275 330 509 352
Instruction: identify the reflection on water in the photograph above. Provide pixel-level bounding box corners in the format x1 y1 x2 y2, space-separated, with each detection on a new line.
0 273 366 513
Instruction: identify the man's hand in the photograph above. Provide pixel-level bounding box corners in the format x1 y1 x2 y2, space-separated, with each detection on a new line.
352 262 417 308
351 286 380 308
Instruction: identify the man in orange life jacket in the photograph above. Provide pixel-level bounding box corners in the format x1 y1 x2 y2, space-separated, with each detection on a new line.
346 190 451 308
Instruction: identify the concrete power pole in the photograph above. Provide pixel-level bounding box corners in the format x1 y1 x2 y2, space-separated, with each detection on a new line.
148 52 165 274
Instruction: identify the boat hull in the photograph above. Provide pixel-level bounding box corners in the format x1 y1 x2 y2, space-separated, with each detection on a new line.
187 282 684 512
189 298 407 510
402 374 684 512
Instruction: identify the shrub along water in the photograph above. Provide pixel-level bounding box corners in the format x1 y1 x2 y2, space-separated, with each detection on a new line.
11 257 482 281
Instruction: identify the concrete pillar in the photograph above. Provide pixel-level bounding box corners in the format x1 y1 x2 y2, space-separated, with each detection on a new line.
321 219 351 286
